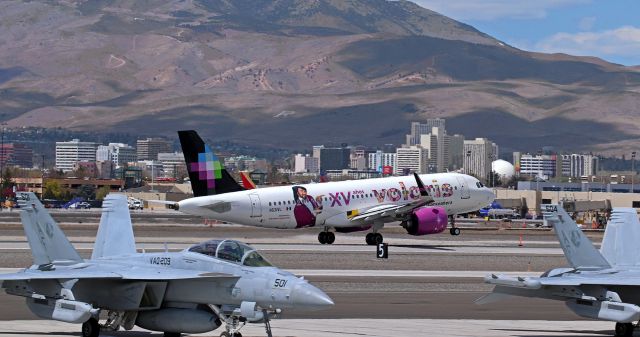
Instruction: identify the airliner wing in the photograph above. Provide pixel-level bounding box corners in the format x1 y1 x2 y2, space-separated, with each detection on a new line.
350 199 431 222
350 173 434 223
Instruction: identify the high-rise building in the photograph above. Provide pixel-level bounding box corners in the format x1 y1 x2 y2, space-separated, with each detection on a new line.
136 138 172 161
405 119 446 146
419 126 447 173
312 145 324 170
158 152 187 178
319 147 351 171
395 146 428 175
294 154 319 173
96 143 137 167
463 138 498 182
517 154 558 178
447 134 465 171
55 139 98 172
368 151 396 173
568 154 599 177
0 143 33 168
350 147 370 171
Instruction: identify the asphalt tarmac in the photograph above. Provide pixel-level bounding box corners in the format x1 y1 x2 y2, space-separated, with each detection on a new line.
0 213 610 336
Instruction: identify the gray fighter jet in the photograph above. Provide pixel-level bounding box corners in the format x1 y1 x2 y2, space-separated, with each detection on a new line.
1 192 333 337
479 203 640 337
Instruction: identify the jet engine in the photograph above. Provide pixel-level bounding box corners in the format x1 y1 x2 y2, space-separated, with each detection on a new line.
403 207 448 236
136 308 222 334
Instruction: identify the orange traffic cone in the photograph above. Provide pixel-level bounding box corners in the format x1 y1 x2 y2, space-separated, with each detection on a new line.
518 234 524 247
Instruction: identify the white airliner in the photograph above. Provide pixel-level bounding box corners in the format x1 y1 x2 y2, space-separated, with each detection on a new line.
175 131 495 245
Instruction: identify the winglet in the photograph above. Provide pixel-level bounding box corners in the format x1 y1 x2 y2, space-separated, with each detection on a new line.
543 203 611 270
413 173 430 198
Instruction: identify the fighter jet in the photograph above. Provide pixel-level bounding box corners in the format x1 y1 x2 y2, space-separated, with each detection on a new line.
479 204 640 337
1 192 333 337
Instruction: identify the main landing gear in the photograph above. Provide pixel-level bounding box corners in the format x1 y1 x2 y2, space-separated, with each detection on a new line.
365 233 383 245
449 215 461 236
615 322 635 337
318 231 335 244
82 318 100 337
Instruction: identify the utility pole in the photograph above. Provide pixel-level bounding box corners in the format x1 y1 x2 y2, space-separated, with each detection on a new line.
632 151 636 193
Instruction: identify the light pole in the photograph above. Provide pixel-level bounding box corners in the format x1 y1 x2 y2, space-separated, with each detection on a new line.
488 154 495 187
632 152 636 193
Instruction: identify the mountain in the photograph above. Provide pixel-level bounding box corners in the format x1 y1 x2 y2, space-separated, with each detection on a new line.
0 0 639 155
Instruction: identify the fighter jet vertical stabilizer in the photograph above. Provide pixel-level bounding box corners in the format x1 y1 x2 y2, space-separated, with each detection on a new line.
546 203 611 269
92 194 136 259
17 192 82 265
600 208 640 267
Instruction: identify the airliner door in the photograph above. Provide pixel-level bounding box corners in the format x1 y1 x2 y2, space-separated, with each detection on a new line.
249 193 262 217
456 176 470 199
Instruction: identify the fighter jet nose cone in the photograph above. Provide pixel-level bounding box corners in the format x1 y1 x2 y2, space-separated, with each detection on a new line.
291 282 334 310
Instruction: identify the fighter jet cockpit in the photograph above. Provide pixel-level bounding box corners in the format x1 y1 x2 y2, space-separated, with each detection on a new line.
187 239 273 267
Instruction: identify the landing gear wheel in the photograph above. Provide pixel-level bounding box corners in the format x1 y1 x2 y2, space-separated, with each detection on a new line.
325 232 335 244
81 318 100 337
372 233 384 245
365 233 374 245
615 323 634 337
164 333 181 337
318 232 327 244
450 227 461 236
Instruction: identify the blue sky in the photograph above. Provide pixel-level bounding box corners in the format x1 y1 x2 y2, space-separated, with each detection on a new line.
412 0 640 66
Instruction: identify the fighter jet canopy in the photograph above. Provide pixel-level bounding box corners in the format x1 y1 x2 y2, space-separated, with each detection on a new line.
187 239 272 267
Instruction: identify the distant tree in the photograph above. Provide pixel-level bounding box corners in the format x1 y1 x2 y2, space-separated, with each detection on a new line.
43 181 62 200
77 184 96 200
95 186 111 200
48 170 66 179
0 168 15 199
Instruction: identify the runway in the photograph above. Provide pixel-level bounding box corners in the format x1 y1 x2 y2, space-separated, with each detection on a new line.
0 217 609 336
0 319 616 337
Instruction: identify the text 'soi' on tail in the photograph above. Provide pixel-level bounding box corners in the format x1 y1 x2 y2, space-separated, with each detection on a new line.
178 130 245 197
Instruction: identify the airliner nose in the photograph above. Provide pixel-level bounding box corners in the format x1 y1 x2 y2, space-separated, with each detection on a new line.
290 282 334 310
484 188 495 203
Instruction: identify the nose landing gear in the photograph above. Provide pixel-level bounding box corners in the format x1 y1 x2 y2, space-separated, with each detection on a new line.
449 215 461 236
365 232 383 245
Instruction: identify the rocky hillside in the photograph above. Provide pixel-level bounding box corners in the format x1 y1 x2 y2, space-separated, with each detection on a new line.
0 0 638 155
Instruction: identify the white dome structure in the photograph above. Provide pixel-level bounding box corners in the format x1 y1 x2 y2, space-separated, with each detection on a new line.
492 159 515 180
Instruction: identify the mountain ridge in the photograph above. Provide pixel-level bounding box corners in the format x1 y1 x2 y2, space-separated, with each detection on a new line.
0 0 638 155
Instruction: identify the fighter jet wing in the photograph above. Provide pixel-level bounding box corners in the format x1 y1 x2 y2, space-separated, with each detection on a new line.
117 266 238 281
0 267 122 281
0 265 237 282
350 173 433 223
485 272 640 288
